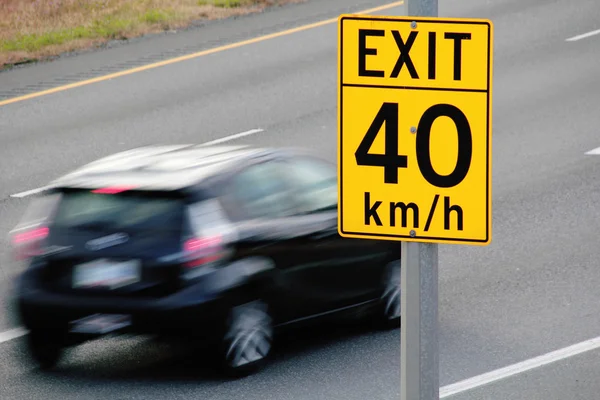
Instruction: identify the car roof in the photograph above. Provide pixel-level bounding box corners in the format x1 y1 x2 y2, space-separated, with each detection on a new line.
48 144 275 192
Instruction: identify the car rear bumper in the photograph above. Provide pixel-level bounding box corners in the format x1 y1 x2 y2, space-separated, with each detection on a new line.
14 272 233 339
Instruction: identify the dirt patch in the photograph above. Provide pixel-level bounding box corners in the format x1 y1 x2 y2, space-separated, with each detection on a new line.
0 0 303 70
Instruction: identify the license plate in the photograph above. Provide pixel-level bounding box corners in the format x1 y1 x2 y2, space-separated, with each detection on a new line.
73 259 141 289
70 314 131 334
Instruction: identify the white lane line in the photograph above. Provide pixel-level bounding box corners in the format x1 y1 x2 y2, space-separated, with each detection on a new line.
585 147 600 155
200 128 264 146
10 186 52 198
440 335 600 398
9 128 265 199
0 327 28 344
566 28 600 42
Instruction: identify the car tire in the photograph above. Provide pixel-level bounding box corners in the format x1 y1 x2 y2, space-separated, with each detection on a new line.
375 260 401 330
26 328 66 370
220 299 273 378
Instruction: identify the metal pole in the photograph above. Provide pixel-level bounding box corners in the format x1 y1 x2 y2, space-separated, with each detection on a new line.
401 1 439 398
407 0 438 16
401 242 439 400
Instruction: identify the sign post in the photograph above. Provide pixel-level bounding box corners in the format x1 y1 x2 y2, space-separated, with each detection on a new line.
402 3 439 400
337 2 493 399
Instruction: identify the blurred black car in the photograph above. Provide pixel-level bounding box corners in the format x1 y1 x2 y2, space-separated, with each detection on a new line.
8 144 401 376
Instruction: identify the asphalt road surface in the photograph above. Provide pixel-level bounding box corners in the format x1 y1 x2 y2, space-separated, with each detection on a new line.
2 0 600 398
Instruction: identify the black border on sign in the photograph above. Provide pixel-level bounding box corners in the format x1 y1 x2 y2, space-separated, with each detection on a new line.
338 15 492 245
343 83 487 93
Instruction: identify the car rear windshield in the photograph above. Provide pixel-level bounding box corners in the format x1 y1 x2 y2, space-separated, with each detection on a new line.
51 189 185 233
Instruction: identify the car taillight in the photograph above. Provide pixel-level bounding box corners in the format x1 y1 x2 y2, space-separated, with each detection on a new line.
183 235 226 268
91 186 137 194
11 226 49 261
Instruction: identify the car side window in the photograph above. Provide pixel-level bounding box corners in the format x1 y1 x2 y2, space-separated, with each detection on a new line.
229 161 295 220
283 156 338 214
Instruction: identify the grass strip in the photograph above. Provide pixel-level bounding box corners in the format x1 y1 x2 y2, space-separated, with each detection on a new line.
0 0 301 69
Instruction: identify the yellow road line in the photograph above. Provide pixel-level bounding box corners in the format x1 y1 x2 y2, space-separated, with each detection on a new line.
0 1 404 108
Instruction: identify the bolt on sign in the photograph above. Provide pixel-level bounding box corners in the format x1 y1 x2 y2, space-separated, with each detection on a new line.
337 15 493 245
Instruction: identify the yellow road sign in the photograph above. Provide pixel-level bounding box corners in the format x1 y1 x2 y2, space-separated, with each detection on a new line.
337 15 493 245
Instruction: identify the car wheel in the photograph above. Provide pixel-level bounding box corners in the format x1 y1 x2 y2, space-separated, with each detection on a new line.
27 328 66 370
376 260 401 329
221 299 273 377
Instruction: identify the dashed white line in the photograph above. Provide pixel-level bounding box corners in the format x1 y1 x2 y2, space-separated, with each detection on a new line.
10 185 52 199
200 128 264 146
9 128 265 199
440 335 600 398
0 327 28 344
566 28 600 42
585 146 600 155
